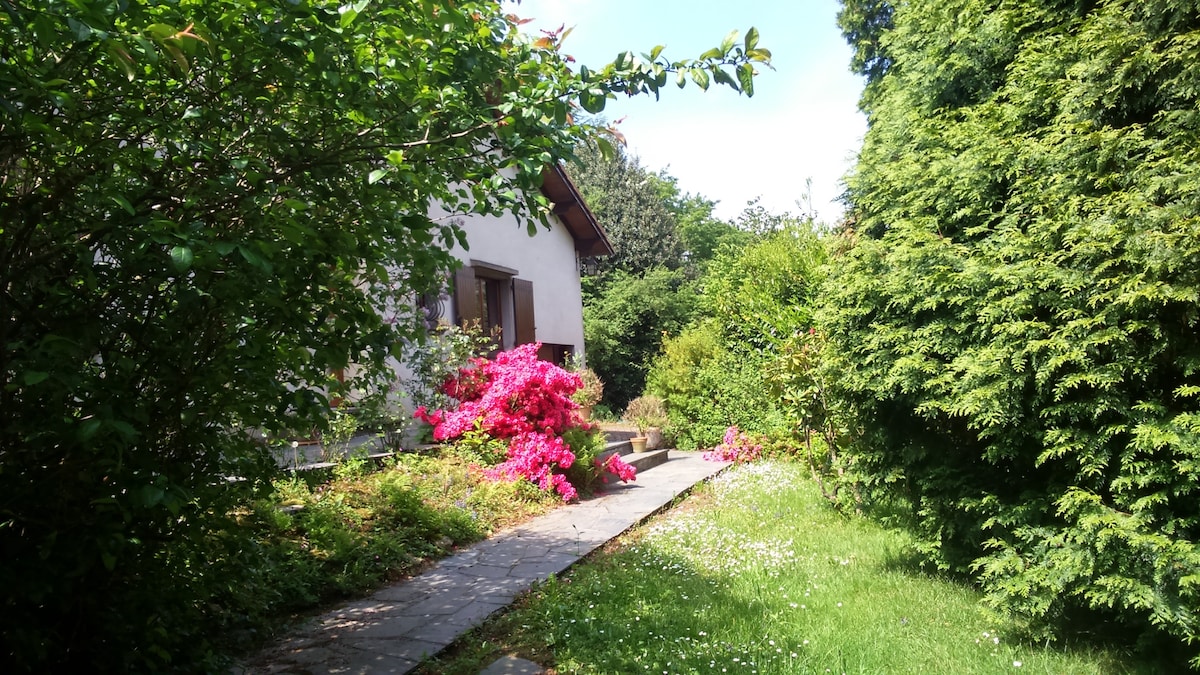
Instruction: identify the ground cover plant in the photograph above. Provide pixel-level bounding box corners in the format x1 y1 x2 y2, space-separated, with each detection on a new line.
419 462 1147 674
234 450 560 638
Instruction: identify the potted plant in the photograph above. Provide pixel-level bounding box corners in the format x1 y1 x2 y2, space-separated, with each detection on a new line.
570 366 604 420
623 395 668 452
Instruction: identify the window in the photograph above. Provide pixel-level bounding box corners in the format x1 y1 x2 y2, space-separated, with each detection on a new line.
453 261 536 350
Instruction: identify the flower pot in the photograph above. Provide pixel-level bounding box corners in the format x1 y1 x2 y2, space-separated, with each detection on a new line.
577 405 593 421
630 436 649 453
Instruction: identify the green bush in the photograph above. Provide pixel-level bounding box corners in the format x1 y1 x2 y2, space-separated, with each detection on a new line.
828 0 1200 663
583 267 698 409
645 222 827 449
647 320 788 449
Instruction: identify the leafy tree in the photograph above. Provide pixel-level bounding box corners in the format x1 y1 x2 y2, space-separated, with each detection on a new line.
649 171 752 270
827 0 1200 663
837 0 895 102
0 1 769 669
570 141 685 275
583 267 697 410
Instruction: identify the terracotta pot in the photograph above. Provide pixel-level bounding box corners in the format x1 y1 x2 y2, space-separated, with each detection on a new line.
577 405 593 421
629 436 649 453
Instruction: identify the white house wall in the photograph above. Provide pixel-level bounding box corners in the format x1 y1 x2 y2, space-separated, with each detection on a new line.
431 204 587 357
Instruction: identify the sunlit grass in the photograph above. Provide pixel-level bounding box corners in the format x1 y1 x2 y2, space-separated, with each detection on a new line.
422 462 1146 674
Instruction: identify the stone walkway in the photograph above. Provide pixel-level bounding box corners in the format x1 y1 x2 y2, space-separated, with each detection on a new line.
243 451 728 674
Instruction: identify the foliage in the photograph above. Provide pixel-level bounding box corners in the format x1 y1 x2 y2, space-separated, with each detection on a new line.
702 222 826 351
701 426 764 463
560 425 636 493
837 0 895 104
570 141 685 275
770 328 859 508
828 0 1200 664
582 267 698 409
416 343 635 501
398 322 499 418
419 462 1145 675
649 172 753 270
0 0 768 669
238 449 558 659
646 320 783 448
622 394 668 435
569 366 605 408
646 220 827 448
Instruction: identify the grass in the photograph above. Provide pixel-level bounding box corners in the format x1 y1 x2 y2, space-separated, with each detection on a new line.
420 462 1148 674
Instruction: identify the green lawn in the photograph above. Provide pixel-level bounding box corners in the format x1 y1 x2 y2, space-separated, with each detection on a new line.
422 462 1149 674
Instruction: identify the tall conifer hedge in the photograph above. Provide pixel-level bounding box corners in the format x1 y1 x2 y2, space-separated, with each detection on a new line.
829 0 1199 661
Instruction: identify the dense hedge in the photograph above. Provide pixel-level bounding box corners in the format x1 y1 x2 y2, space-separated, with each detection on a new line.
828 0 1200 662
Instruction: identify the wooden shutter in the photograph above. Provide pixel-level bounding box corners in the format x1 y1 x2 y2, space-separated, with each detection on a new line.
453 266 479 326
513 278 536 345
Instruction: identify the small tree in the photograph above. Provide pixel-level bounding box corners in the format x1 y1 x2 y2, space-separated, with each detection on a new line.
0 1 769 669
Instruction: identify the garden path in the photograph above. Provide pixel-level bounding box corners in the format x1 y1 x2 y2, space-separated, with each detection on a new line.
242 451 729 674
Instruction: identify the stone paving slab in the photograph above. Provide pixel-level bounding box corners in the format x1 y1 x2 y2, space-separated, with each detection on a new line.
242 451 727 675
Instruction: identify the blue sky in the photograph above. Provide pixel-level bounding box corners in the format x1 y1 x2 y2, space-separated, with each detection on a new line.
511 0 867 224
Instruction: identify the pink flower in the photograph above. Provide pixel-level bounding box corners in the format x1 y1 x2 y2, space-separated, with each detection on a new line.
703 426 763 463
598 453 637 483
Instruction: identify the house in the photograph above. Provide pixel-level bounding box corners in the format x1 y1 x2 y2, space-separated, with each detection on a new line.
424 163 612 365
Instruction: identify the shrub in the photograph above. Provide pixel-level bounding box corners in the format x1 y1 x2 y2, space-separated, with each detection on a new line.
646 320 788 449
570 367 605 408
829 0 1200 662
622 395 668 435
702 426 764 463
583 267 698 409
416 343 635 500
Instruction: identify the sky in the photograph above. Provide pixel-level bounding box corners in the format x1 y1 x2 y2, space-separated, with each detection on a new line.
510 0 867 224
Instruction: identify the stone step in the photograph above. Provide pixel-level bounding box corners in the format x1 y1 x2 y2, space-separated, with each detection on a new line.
622 448 670 472
598 440 670 475
601 428 638 442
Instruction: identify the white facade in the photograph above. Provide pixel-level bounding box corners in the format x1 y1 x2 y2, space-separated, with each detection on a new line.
439 206 587 357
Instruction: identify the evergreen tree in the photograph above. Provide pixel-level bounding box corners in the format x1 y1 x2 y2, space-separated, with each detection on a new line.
827 0 1200 663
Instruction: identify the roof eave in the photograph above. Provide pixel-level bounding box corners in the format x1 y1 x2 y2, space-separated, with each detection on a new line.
540 164 614 257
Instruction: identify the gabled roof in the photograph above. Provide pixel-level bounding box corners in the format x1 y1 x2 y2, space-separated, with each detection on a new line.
540 163 614 257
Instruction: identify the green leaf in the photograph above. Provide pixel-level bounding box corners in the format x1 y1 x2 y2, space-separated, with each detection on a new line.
77 418 102 443
104 40 136 81
745 27 760 52
339 0 370 28
650 44 664 61
169 246 193 272
368 168 388 184
721 29 739 56
595 136 616 162
110 195 135 215
690 67 711 90
712 67 739 92
580 90 606 114
23 371 49 386
737 63 755 97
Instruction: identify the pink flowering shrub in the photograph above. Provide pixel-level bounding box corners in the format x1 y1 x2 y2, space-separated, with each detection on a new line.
703 426 763 463
415 342 635 500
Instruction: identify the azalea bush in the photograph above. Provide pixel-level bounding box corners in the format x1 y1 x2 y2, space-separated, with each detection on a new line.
416 343 635 500
703 426 764 464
